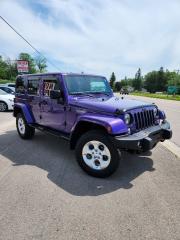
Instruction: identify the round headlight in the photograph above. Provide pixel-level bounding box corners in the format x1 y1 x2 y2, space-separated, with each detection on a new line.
124 113 131 125
153 108 158 116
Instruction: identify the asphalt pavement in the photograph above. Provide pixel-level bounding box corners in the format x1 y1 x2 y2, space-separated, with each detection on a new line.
0 110 180 240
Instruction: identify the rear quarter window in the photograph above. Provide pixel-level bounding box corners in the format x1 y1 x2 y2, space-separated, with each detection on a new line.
16 76 26 94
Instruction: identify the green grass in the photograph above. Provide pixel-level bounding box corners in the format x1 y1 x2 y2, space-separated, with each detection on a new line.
0 79 15 84
131 92 180 101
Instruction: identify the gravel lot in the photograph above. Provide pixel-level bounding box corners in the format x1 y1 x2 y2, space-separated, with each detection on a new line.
0 111 180 240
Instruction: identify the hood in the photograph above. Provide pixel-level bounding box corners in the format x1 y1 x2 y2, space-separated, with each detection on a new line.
69 95 155 114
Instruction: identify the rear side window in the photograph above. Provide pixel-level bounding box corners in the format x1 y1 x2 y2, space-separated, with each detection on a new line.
42 77 60 97
16 76 26 94
27 77 39 95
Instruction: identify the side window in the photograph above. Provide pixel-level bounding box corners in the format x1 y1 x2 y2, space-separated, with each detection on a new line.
27 78 39 95
43 77 59 97
16 76 26 94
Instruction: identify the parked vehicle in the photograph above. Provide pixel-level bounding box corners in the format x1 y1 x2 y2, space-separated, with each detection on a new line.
120 88 129 95
0 86 15 95
0 89 14 112
13 73 172 177
0 83 15 92
5 82 15 88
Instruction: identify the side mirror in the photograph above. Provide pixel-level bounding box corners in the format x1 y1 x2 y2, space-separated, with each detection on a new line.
50 90 62 99
50 90 64 104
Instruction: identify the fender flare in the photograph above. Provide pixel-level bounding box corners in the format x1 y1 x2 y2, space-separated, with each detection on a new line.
72 113 128 135
69 114 128 149
14 103 34 124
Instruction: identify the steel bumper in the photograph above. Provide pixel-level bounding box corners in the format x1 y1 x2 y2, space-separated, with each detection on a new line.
112 120 172 152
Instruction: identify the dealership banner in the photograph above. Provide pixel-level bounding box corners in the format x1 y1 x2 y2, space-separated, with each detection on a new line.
17 60 29 73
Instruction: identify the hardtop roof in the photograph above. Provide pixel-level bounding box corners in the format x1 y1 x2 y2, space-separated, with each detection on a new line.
18 72 105 78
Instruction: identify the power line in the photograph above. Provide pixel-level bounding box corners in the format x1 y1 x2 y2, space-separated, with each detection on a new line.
0 15 61 71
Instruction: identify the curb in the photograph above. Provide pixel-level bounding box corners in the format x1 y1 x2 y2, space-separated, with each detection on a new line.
161 141 180 159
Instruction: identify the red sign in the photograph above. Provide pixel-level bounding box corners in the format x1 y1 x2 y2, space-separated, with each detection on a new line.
17 60 29 73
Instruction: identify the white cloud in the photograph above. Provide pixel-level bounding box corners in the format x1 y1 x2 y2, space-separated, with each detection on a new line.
0 0 180 79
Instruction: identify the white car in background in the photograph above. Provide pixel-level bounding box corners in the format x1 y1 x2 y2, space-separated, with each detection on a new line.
5 83 15 92
0 83 15 92
0 89 14 112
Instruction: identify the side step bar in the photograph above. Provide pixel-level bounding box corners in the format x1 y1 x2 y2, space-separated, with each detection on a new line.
29 124 70 141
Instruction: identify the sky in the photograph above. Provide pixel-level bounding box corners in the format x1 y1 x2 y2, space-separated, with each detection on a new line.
0 0 180 80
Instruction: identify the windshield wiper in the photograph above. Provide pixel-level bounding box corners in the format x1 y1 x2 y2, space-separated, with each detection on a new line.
87 92 111 96
70 92 94 97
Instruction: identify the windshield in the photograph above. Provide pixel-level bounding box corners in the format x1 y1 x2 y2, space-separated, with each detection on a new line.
0 89 8 95
64 75 112 95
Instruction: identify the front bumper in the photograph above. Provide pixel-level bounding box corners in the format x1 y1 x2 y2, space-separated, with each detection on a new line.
112 120 172 152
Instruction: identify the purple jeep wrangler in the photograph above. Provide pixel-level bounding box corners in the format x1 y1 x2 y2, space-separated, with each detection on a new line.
13 73 172 178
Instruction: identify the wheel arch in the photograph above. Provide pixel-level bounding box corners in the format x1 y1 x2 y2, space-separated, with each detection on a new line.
70 121 108 150
70 113 128 149
13 105 22 117
13 104 34 123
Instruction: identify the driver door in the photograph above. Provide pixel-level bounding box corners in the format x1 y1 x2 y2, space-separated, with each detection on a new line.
40 75 65 131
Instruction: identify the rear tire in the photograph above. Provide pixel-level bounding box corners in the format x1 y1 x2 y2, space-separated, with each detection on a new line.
0 101 8 112
16 113 35 139
75 130 120 178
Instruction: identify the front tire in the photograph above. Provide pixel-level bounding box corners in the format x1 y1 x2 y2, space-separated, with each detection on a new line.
75 130 120 178
16 113 35 139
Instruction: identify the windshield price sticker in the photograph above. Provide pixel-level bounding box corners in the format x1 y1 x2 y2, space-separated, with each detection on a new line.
44 81 55 96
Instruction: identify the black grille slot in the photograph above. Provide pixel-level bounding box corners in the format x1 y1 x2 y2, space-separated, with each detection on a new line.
134 109 155 131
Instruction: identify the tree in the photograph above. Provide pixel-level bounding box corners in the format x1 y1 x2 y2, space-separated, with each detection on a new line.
0 56 9 79
133 68 142 90
5 58 18 81
157 67 167 91
18 53 36 73
109 72 116 89
114 81 122 91
144 67 169 93
166 70 180 87
144 71 158 93
35 56 47 73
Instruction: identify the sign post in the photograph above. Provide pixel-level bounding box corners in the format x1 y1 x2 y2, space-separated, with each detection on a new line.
17 60 29 73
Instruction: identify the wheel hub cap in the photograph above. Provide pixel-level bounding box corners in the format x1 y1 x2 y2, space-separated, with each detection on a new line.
18 117 25 135
0 102 6 111
82 140 111 170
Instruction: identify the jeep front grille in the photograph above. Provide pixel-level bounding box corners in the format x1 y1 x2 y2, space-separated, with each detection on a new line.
134 109 155 130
